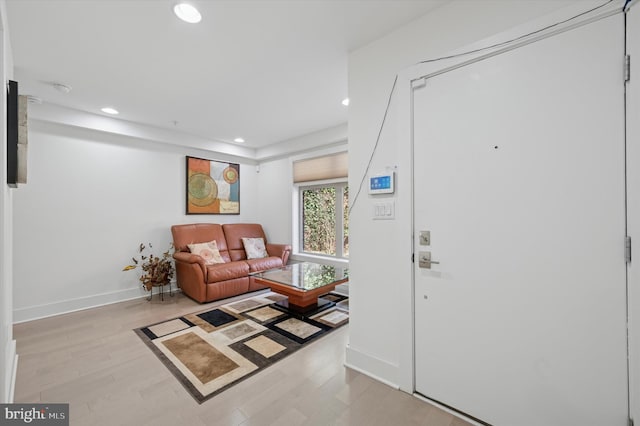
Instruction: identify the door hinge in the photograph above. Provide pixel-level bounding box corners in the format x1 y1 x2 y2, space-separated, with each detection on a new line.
626 236 632 263
412 253 415 263
625 55 631 83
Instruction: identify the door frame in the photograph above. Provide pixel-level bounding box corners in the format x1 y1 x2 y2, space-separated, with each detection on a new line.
390 0 633 422
624 1 640 423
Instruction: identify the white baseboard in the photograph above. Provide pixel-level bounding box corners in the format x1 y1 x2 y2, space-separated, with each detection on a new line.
13 285 180 323
9 349 17 403
344 344 400 389
413 393 486 426
5 339 16 403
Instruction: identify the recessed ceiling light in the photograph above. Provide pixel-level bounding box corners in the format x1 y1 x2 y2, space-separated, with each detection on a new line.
341 98 350 106
52 83 72 94
101 107 119 115
174 3 202 23
234 138 245 143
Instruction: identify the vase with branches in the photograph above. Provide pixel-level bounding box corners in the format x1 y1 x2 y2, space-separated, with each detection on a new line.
123 243 175 293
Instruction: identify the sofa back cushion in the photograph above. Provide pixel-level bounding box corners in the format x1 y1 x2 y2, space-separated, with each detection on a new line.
222 223 267 261
171 223 231 262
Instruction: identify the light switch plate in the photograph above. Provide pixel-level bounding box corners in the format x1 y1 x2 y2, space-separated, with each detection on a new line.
373 201 395 220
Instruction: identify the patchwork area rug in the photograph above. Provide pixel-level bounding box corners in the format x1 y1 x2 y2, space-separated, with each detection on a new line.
134 291 349 404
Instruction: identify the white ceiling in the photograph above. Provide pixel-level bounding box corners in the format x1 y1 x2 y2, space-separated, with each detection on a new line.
5 0 448 149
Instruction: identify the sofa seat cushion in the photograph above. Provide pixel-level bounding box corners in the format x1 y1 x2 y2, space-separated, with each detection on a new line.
206 261 250 283
246 257 283 273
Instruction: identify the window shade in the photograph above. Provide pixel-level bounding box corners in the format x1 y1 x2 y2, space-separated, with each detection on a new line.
293 152 348 183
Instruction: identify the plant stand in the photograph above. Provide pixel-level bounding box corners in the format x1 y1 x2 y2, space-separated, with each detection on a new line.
147 281 174 301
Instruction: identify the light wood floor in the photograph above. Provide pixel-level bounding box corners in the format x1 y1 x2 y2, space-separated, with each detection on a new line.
13 291 471 426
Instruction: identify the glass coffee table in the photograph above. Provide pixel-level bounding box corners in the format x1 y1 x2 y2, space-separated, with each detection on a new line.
250 262 348 318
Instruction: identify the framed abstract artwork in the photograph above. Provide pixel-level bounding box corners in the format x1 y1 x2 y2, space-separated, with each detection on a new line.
186 156 240 214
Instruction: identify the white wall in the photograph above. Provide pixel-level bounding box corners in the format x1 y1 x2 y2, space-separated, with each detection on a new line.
12 119 260 322
255 157 293 245
346 0 608 393
11 92 347 324
0 0 17 403
256 125 349 253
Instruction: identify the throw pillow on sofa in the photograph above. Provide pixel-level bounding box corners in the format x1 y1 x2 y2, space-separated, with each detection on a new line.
242 237 268 259
187 240 225 265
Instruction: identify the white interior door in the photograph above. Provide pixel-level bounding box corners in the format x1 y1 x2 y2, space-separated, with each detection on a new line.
413 14 628 426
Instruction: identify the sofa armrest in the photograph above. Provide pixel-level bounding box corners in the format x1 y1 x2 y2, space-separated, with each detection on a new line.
173 251 207 277
266 243 292 265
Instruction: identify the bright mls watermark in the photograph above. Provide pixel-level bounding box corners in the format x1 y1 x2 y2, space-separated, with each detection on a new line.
0 404 68 425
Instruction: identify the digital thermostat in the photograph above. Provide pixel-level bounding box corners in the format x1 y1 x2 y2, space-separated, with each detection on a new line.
369 172 395 194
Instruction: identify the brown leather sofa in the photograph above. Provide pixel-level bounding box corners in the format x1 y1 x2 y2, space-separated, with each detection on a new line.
171 223 291 303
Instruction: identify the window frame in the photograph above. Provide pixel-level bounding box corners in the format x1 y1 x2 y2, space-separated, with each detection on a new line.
296 179 348 260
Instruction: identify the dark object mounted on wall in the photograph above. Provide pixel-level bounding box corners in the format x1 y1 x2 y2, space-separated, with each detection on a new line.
6 79 28 188
6 80 18 187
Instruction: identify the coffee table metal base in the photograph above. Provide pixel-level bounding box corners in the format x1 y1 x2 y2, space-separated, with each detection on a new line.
272 296 335 319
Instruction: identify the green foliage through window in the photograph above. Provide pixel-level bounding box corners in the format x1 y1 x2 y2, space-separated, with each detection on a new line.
301 183 348 258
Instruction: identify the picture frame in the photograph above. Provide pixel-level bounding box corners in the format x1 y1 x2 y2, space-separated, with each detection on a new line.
186 156 240 214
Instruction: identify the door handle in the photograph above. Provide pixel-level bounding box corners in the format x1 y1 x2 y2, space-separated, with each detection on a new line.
418 251 439 269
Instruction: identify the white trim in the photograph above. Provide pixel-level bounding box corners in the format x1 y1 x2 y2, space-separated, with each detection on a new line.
345 344 400 387
13 286 181 323
29 119 257 169
293 177 347 188
407 1 624 86
289 253 349 268
343 362 400 391
256 123 348 161
398 67 416 393
289 144 348 164
411 2 622 85
291 175 301 255
29 103 256 159
8 342 16 403
413 393 486 426
626 2 640 422
345 354 488 425
29 104 349 163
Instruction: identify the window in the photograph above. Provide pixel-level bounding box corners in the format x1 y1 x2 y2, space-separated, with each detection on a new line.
299 182 348 258
293 151 348 259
